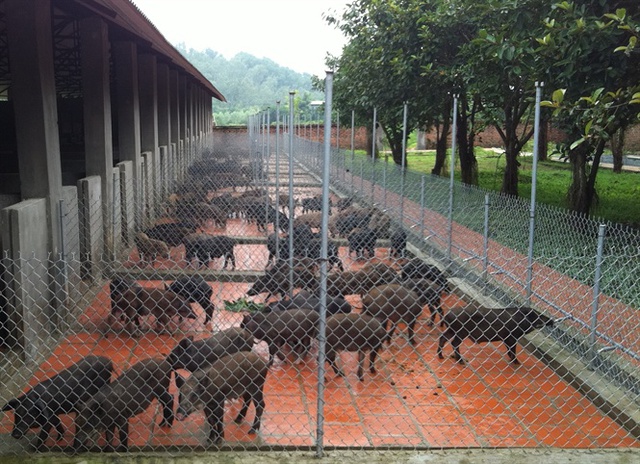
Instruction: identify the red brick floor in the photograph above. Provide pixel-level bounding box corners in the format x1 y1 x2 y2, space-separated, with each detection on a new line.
1 201 638 451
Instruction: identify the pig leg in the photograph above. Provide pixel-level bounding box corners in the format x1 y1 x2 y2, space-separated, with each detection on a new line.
234 391 251 425
205 404 224 444
116 420 129 452
158 389 175 428
35 420 58 450
450 336 466 364
201 299 216 325
385 321 398 344
504 336 520 364
326 350 345 377
437 329 454 359
102 426 114 451
249 388 265 434
369 342 384 374
267 342 278 366
357 351 366 381
407 318 418 346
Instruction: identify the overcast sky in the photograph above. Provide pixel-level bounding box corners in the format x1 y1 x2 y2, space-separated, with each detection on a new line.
132 0 350 76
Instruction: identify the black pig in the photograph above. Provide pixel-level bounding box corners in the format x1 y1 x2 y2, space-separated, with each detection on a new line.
240 309 319 365
264 290 352 315
74 358 174 452
2 355 113 450
347 228 378 259
166 275 216 325
167 327 254 372
362 284 424 346
175 351 268 444
183 233 237 269
437 305 554 365
324 313 388 381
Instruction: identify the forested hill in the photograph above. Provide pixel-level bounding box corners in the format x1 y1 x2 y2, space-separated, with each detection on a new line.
176 44 324 125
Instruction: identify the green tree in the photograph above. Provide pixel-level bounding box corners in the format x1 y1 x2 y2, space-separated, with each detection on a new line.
538 2 640 215
326 0 434 166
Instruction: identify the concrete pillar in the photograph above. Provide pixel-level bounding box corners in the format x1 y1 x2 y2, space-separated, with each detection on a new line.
139 54 159 155
170 69 180 191
78 176 103 282
5 0 62 256
112 41 142 229
179 75 188 178
157 63 170 201
1 199 50 360
139 54 159 221
117 160 135 247
80 16 114 262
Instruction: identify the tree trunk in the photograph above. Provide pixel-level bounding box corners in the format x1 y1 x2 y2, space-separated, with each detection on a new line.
611 127 625 173
501 143 520 196
567 142 591 215
432 98 452 176
385 125 405 166
538 120 548 161
457 93 478 185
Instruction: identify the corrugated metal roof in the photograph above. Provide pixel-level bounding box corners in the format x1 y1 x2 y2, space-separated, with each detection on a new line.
71 0 226 102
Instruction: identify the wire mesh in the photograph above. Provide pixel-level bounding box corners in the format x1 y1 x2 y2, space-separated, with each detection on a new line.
0 130 637 455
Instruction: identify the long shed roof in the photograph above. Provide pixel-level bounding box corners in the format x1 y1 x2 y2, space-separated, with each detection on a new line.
67 0 226 102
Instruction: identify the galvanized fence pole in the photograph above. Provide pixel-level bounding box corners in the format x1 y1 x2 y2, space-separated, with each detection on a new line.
275 101 281 259
288 92 296 297
382 161 387 210
447 94 459 261
360 157 364 198
55 198 69 327
315 70 333 459
527 82 544 303
336 110 341 182
419 175 426 239
483 193 490 279
590 224 607 368
371 107 377 202
264 109 271 232
400 102 408 222
350 109 355 190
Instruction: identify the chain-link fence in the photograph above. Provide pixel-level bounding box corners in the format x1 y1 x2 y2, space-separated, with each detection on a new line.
0 128 637 455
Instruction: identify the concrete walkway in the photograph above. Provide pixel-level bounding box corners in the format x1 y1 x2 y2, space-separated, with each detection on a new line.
0 449 638 464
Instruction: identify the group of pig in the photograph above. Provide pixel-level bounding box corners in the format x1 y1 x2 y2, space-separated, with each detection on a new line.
1 328 269 451
3 253 554 451
244 258 553 367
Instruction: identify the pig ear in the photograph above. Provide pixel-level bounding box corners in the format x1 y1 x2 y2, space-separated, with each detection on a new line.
175 373 185 389
2 399 18 411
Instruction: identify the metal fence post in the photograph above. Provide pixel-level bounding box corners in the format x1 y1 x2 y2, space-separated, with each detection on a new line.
288 92 295 297
420 175 426 239
483 194 490 279
400 102 408 222
360 157 364 197
371 108 377 202
448 94 459 261
527 82 544 303
590 224 607 369
382 161 387 210
316 70 333 459
275 101 281 259
350 110 355 189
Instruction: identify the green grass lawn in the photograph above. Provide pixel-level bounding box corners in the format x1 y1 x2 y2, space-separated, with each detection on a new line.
402 148 640 227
